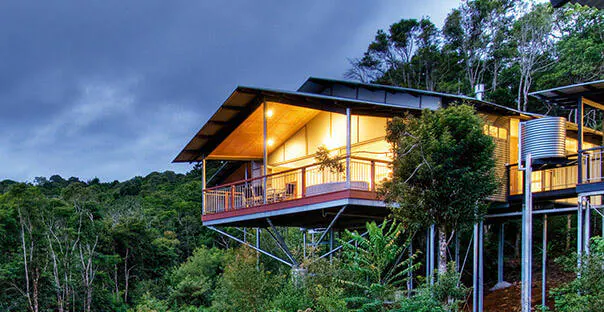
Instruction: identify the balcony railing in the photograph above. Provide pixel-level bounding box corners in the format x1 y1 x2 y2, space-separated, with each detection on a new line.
203 157 391 215
508 147 604 196
581 146 604 184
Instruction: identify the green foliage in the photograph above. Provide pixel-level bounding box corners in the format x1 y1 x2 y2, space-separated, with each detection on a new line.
382 104 497 232
349 0 603 113
337 220 418 311
169 247 225 307
211 247 280 312
551 236 604 312
315 145 344 175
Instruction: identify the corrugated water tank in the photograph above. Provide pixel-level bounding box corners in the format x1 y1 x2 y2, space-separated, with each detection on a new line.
521 117 566 161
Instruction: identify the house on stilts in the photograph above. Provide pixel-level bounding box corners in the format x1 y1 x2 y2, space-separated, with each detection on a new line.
174 77 604 311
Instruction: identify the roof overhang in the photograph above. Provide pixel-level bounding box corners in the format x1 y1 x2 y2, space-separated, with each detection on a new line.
174 78 533 163
551 0 604 8
173 86 430 163
529 80 604 108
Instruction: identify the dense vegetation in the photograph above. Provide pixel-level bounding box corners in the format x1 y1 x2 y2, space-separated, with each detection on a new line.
1 0 602 311
347 1 603 114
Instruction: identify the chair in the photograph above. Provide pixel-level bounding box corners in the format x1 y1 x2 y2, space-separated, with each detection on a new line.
285 182 296 199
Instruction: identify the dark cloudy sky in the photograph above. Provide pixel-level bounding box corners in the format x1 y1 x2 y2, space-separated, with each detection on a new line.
0 0 459 182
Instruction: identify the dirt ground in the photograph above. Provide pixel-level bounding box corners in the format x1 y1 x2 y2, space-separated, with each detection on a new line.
466 262 575 311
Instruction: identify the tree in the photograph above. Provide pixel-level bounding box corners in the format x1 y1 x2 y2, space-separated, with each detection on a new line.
513 2 554 111
381 104 497 276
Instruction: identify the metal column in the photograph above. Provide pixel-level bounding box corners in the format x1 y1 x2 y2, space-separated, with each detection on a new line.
472 223 479 312
201 157 206 214
329 228 334 263
584 198 591 255
429 224 435 285
478 222 484 312
256 228 261 269
521 153 533 312
542 214 548 309
498 223 505 284
578 197 584 270
263 100 268 204
346 107 351 189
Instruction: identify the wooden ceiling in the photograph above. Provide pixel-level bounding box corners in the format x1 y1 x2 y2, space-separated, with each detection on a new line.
208 102 320 160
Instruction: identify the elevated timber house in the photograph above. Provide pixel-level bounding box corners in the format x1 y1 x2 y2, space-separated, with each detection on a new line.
174 77 604 311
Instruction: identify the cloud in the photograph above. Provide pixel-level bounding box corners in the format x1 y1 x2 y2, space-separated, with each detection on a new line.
0 0 459 182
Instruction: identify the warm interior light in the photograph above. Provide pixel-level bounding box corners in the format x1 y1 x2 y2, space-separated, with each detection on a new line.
267 138 274 146
266 109 274 118
323 136 337 149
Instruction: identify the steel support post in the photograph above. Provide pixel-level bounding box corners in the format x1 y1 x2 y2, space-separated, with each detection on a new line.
256 228 261 269
542 214 548 309
426 227 431 278
346 107 351 189
584 198 591 255
201 157 206 213
302 228 307 259
429 224 435 285
578 96 583 183
478 222 484 312
578 196 584 270
329 228 334 263
498 223 505 284
521 153 533 312
263 100 268 204
473 223 479 312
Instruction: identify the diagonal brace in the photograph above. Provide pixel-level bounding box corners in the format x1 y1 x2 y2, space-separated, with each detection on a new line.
206 226 293 267
314 205 347 246
266 218 299 266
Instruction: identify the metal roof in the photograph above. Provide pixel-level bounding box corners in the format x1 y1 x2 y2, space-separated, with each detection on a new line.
299 77 526 115
529 80 604 108
551 0 604 8
174 78 530 163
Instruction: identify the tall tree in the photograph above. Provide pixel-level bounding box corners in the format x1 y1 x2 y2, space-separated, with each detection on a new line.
513 2 554 111
381 104 497 275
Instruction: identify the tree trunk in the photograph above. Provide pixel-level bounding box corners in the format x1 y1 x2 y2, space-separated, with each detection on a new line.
32 268 40 312
438 227 447 275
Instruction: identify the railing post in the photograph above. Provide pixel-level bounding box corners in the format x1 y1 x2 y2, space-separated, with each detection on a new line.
586 152 590 183
301 167 306 198
370 161 376 192
230 185 235 211
505 165 511 197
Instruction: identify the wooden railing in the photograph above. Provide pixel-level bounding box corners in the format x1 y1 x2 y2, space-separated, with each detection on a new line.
203 157 391 215
506 149 604 196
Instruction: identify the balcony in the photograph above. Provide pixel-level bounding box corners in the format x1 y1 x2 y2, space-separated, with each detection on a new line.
507 146 604 200
202 157 391 226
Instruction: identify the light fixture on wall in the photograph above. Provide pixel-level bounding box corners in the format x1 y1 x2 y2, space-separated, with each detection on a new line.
266 109 274 118
267 138 274 146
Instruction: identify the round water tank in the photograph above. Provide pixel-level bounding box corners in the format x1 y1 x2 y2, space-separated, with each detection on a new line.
521 117 566 161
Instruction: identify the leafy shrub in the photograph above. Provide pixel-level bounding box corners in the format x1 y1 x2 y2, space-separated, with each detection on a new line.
551 236 604 312
169 247 225 307
211 247 281 312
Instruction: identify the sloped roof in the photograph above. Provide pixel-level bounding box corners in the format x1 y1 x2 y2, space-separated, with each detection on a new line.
529 80 604 108
174 78 530 163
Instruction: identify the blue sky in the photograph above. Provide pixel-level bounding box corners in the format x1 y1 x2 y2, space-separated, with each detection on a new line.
0 0 460 182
